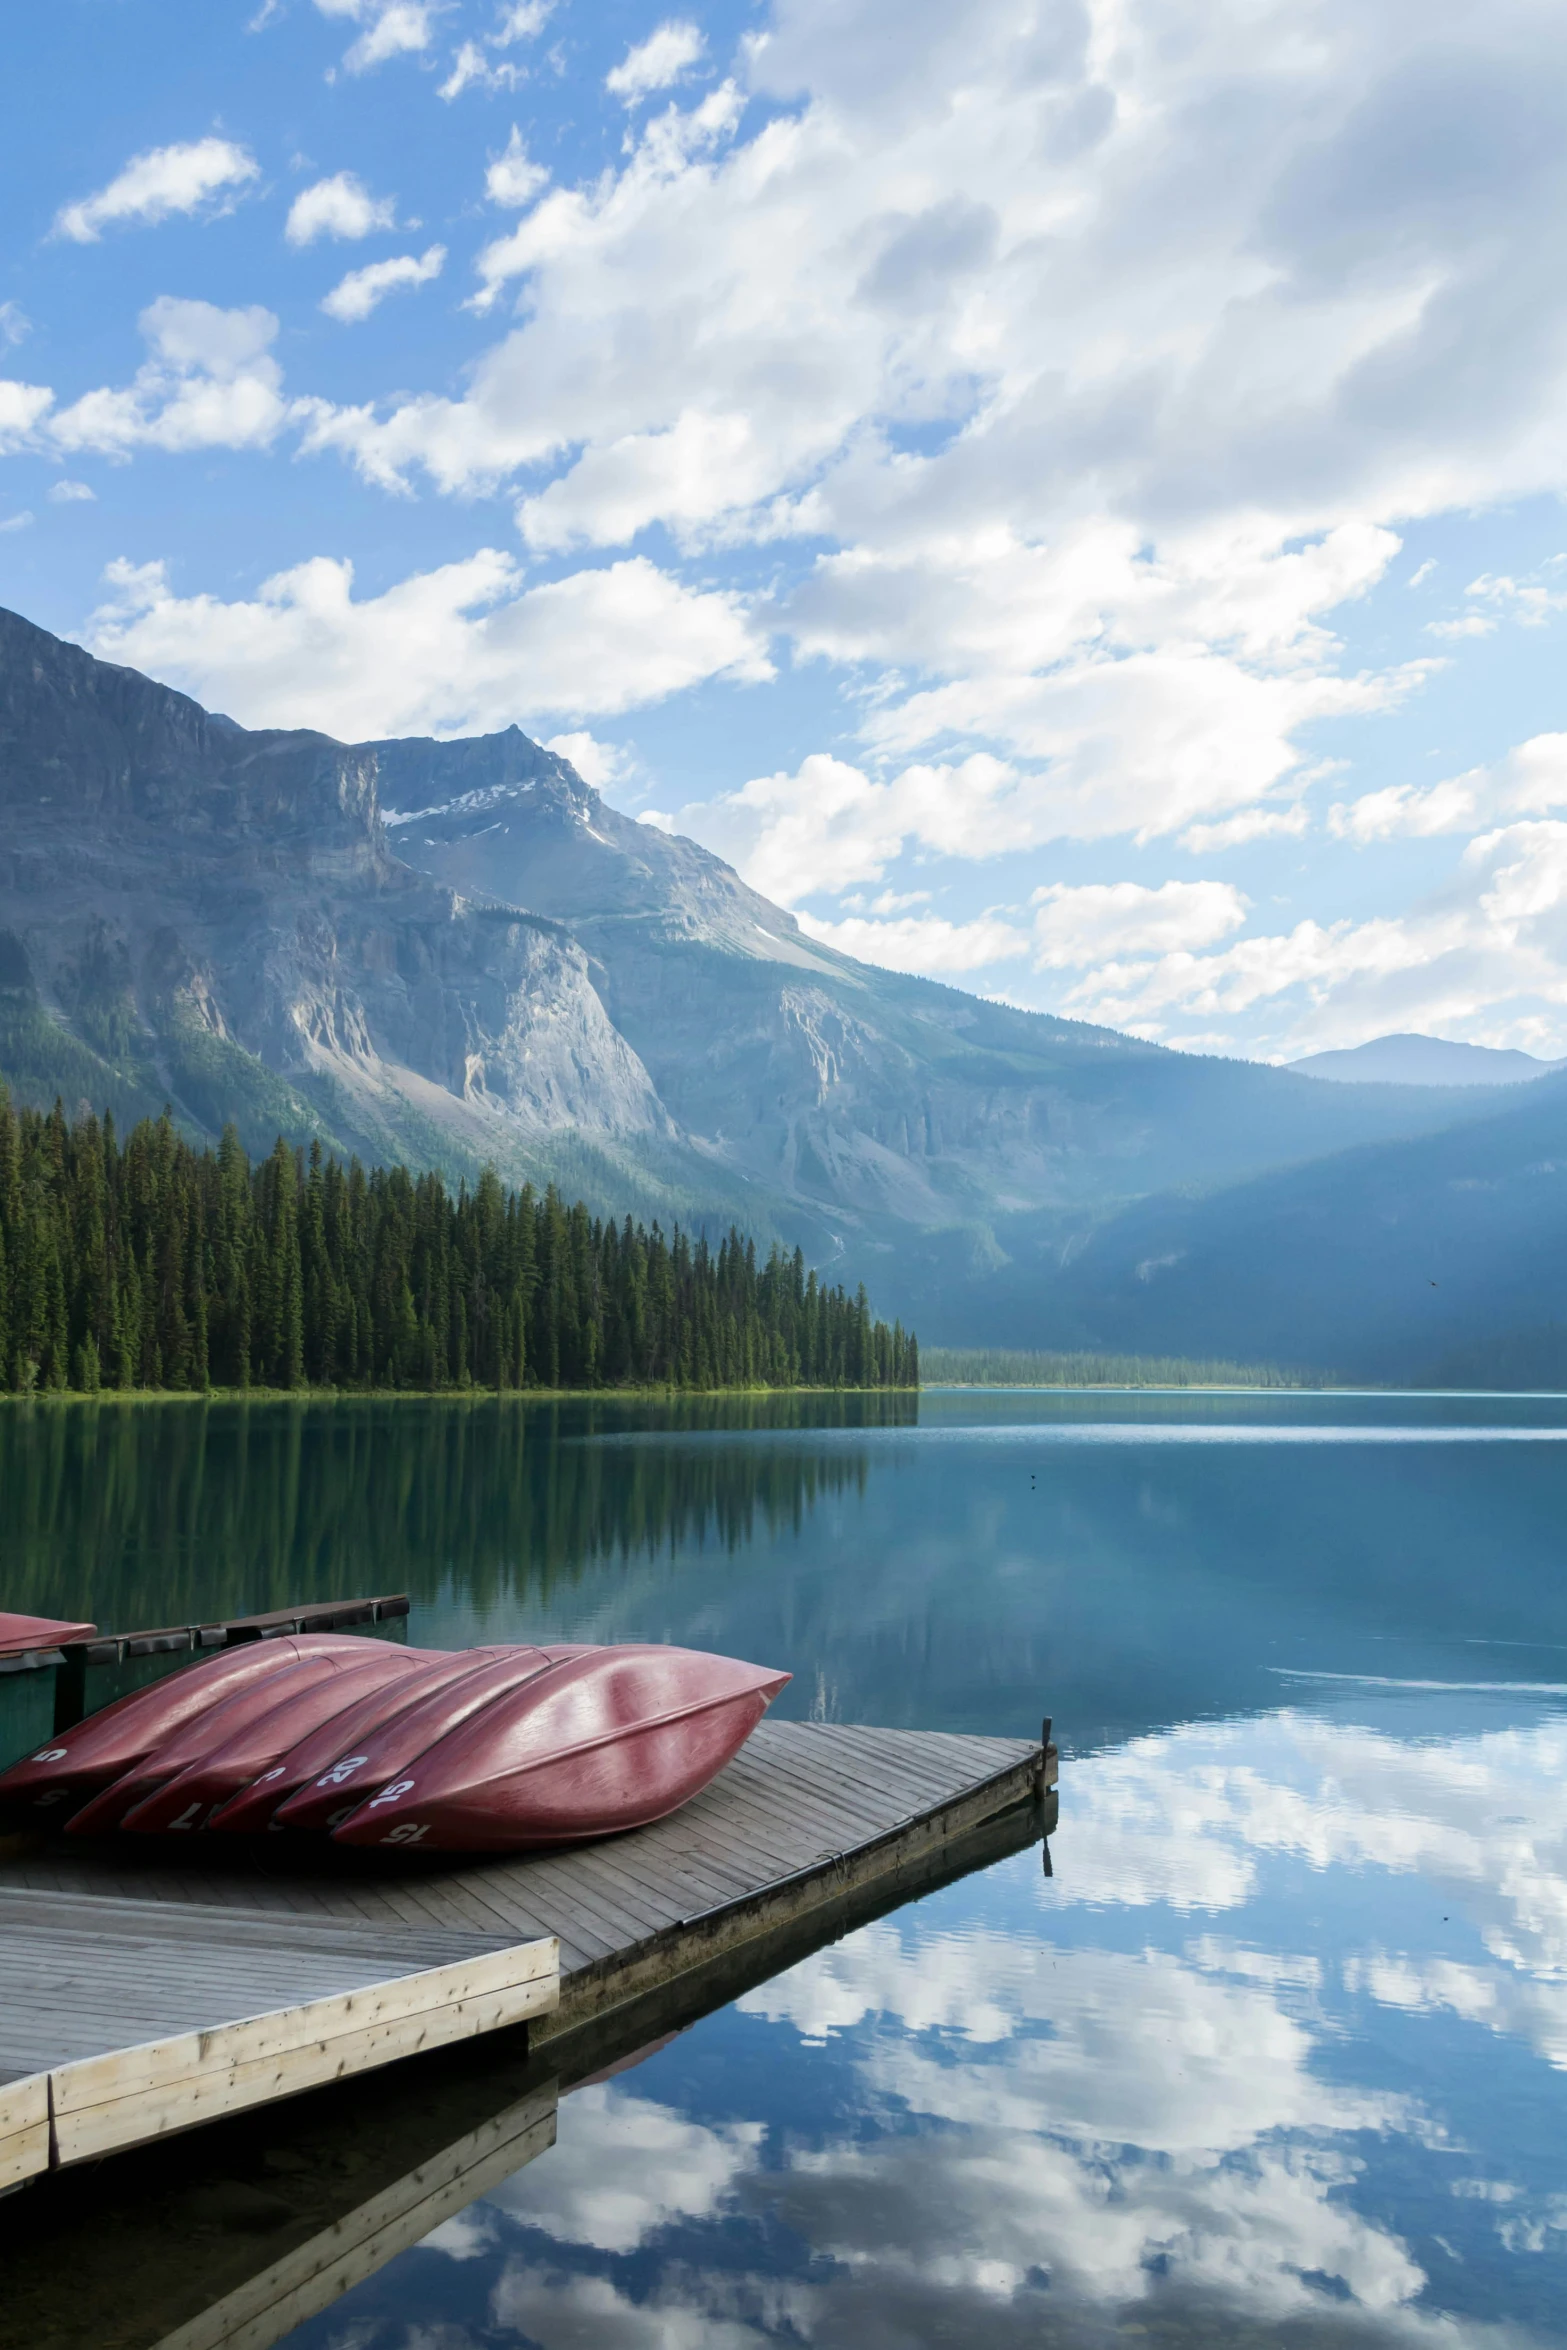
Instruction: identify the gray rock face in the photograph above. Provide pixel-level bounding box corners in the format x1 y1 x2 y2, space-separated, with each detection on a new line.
0 603 1515 1332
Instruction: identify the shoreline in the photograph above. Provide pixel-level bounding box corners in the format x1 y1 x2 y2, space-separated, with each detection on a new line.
0 1383 922 1406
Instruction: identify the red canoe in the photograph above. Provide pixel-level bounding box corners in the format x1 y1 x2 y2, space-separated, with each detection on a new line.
65 1652 396 1836
272 1647 564 1833
207 1649 512 1835
117 1652 428 1835
0 1611 95 1654
0 1635 414 1824
332 1644 790 1853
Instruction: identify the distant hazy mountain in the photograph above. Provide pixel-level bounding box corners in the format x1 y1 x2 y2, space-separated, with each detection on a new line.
0 604 1525 1348
949 1069 1567 1380
1290 1033 1561 1087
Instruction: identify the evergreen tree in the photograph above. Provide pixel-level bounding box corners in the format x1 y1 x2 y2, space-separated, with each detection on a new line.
0 1086 918 1395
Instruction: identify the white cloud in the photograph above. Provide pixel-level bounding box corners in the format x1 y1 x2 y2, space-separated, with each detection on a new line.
1330 734 1567 844
1468 559 1567 627
314 0 435 74
1031 880 1250 968
0 304 29 348
796 907 1029 973
1040 814 1567 1055
285 171 396 246
47 480 95 503
495 0 552 36
489 2084 762 2253
605 20 706 103
440 2 552 96
321 245 446 322
47 300 289 458
85 548 771 738
544 731 629 792
53 138 258 242
0 380 54 452
485 127 548 208
0 511 33 534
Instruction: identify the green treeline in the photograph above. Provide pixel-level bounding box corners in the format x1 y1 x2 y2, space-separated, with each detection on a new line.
0 1092 918 1394
920 1346 1309 1388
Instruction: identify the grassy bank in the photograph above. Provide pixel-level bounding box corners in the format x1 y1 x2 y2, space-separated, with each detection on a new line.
920 1347 1313 1388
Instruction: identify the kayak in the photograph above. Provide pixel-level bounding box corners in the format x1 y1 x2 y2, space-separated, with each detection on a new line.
117 1651 428 1835
272 1647 562 1833
0 1634 416 1825
0 1610 95 1653
332 1644 790 1852
207 1649 513 1834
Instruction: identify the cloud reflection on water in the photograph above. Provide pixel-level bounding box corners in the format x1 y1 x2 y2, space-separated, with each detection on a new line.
322 1704 1567 2349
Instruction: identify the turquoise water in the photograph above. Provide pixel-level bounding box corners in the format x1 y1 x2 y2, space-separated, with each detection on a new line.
8 1387 1567 2343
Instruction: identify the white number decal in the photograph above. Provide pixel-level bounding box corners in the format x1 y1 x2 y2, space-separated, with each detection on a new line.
32 1748 68 1763
169 1801 204 1831
318 1755 368 1787
254 1765 286 1786
368 1777 416 1808
383 1822 429 1845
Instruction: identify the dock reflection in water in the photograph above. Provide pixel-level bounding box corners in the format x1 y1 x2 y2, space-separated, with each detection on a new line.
5 1391 1567 2345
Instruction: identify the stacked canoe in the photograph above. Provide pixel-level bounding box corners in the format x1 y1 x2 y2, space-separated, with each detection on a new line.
0 1637 790 1853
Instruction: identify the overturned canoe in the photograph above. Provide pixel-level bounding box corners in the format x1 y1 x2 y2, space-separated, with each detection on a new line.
332 1644 791 1853
0 1635 415 1826
207 1648 512 1835
117 1651 429 1835
272 1647 563 1834
0 1610 95 1654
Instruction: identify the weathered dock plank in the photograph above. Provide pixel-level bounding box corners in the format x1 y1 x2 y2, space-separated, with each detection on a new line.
0 1778 1049 2350
0 1719 1052 2197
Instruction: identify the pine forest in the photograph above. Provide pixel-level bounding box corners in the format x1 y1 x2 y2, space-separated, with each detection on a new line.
0 1093 918 1396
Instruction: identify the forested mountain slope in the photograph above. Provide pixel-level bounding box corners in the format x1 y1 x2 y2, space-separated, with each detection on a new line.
0 602 1522 1344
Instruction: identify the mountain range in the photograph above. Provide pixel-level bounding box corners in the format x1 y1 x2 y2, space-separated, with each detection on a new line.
3 601 1562 1379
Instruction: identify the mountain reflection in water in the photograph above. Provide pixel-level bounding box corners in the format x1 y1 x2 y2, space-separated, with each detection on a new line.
6 1389 1567 2345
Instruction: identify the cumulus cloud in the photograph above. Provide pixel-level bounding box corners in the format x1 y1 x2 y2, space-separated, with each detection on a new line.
440 1 553 97
0 511 33 535
46 300 289 458
321 245 446 321
1044 814 1567 1056
85 547 770 738
47 480 95 503
285 170 396 245
314 0 435 74
1031 880 1249 968
0 380 54 452
0 304 29 348
605 20 706 103
1329 734 1567 844
485 127 548 207
53 138 259 242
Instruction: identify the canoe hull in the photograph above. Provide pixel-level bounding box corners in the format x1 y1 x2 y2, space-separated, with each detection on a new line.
333 1645 790 1852
0 1636 411 1826
0 1611 95 1655
117 1652 425 1835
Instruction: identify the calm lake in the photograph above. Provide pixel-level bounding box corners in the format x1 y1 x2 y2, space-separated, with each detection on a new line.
7 1386 1567 2346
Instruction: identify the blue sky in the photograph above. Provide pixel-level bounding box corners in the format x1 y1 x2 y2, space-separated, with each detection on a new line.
3 0 1567 1064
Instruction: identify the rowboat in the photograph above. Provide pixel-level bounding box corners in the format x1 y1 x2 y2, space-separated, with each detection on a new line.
331 1645 791 1852
0 1635 409 1825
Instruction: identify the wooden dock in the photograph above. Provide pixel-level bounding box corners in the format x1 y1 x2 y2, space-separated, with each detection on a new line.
0 1720 1052 2208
